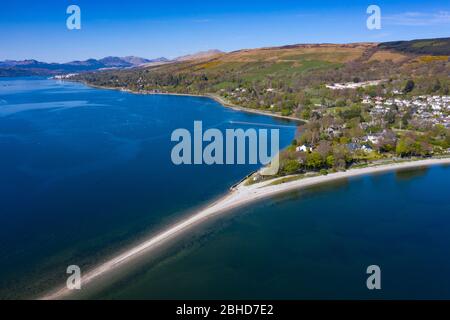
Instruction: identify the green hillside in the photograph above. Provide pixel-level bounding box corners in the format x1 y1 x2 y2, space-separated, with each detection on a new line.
75 39 449 118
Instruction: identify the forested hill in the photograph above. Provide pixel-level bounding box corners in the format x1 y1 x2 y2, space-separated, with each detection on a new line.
74 37 449 118
379 38 450 56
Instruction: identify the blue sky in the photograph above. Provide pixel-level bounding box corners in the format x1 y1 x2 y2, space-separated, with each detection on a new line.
0 0 449 62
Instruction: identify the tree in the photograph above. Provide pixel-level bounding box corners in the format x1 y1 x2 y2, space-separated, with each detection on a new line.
402 112 412 128
282 159 302 174
377 130 397 153
395 138 410 157
384 110 396 125
432 79 442 93
316 140 332 159
396 134 432 157
403 80 415 93
332 144 351 169
326 155 335 168
340 105 362 121
305 152 324 170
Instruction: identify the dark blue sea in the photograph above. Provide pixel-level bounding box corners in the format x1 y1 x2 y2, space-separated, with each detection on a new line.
1 77 450 300
80 165 450 300
0 77 295 298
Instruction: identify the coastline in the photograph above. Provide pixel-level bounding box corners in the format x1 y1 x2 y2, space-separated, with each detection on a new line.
40 156 450 300
74 81 307 123
205 93 306 123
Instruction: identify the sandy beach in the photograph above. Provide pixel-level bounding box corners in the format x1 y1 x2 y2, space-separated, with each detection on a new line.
40 157 450 300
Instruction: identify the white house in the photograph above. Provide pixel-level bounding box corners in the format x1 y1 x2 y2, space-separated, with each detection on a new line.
296 145 312 152
366 135 381 144
361 145 373 153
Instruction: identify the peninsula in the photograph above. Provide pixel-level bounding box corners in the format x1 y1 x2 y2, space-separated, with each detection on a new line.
41 156 450 300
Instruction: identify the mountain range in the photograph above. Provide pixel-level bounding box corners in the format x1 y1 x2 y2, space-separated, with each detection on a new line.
2 37 449 79
0 56 170 77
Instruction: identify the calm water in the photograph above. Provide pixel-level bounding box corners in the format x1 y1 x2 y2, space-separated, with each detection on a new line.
0 77 296 299
79 165 450 300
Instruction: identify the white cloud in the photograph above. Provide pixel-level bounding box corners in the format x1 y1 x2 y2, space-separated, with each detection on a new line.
384 10 450 26
192 19 211 23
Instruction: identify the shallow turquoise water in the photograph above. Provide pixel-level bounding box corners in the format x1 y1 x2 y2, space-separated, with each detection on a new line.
0 77 296 298
81 165 450 300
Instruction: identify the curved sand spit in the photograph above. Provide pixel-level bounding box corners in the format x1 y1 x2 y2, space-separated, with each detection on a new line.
41 157 450 299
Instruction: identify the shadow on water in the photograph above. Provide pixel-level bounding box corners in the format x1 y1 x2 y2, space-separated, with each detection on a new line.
266 177 351 206
394 166 429 181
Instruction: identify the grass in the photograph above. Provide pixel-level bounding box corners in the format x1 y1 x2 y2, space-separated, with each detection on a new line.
212 81 236 90
192 55 344 83
419 55 449 63
369 50 408 62
268 175 305 186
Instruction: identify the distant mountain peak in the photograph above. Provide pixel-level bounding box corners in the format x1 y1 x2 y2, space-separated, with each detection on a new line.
0 55 170 76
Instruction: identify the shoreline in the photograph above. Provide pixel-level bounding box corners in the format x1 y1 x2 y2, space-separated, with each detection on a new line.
74 81 306 123
40 157 450 300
